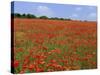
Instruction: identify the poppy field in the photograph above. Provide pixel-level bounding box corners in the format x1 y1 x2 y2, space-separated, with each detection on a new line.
12 18 97 73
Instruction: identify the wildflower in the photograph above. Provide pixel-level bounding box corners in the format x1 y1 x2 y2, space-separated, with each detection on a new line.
14 60 19 68
28 64 35 71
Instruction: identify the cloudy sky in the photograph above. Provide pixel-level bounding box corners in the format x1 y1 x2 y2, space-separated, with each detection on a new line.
12 1 97 21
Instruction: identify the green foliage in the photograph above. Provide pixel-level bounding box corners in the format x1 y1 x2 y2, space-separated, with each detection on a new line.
13 13 37 19
39 16 48 19
14 13 21 18
12 13 72 21
65 18 71 21
49 17 59 20
21 14 26 18
26 14 36 18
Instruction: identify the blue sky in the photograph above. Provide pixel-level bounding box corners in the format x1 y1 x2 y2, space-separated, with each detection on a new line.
11 1 97 21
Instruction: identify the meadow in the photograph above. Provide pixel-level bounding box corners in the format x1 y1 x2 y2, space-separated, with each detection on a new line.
12 18 97 73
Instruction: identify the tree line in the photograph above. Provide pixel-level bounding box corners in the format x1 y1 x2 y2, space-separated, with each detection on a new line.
11 13 71 21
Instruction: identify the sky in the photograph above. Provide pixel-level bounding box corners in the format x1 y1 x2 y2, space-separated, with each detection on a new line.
11 1 97 21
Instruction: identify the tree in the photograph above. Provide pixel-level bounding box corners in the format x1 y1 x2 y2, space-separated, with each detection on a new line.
14 13 21 18
13 13 72 20
31 14 37 18
22 14 26 18
26 14 33 18
49 17 66 20
59 18 65 20
65 18 71 21
26 14 37 18
39 16 48 19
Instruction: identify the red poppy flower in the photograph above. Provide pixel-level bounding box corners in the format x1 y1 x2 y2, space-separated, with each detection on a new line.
14 60 19 68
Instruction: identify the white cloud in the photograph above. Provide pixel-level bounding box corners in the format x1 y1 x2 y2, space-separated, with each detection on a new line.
86 12 97 21
88 12 97 17
36 6 54 17
71 14 78 18
75 7 82 11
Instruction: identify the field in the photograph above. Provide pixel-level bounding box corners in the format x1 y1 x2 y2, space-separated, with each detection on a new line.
12 18 97 73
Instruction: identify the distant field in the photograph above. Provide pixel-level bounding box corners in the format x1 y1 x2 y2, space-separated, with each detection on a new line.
12 18 97 73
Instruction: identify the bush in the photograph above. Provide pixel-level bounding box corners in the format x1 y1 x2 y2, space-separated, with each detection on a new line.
14 13 21 18
65 18 71 21
21 14 26 18
26 14 36 18
12 13 72 20
39 16 48 19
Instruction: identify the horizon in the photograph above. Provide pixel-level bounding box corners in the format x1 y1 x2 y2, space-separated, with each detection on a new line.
11 1 97 21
